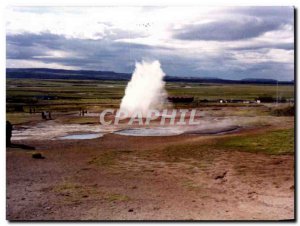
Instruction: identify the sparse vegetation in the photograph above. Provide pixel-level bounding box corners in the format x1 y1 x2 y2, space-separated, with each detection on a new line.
216 129 294 155
87 150 130 167
60 116 99 124
6 112 40 125
271 105 295 116
159 128 294 165
52 182 103 204
106 193 130 202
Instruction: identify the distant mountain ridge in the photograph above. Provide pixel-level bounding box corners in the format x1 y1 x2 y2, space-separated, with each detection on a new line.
6 68 294 85
6 68 131 81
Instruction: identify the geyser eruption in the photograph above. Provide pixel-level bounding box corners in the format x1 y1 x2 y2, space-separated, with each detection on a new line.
120 60 167 117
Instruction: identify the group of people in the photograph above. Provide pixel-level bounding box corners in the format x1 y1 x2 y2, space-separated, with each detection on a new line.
29 107 36 114
7 108 88 147
79 109 87 116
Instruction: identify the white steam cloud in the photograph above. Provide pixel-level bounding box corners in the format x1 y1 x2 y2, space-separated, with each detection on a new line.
120 60 167 117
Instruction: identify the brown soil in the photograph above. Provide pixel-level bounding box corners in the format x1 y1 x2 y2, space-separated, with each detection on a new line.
6 120 294 220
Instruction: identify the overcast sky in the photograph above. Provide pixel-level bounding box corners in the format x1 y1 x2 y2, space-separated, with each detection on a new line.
6 6 294 80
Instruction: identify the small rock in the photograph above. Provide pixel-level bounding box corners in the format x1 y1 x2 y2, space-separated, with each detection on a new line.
290 185 295 190
214 171 227 180
128 209 134 212
132 186 137 189
32 153 45 159
82 195 88 198
272 160 283 165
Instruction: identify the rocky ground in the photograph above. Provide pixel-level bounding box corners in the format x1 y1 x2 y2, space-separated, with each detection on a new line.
6 112 295 221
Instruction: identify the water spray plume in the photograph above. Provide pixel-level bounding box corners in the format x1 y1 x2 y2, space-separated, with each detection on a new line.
120 60 167 117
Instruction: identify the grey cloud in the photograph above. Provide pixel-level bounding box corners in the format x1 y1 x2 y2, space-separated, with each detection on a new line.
94 27 148 40
174 18 283 41
6 29 294 80
174 6 293 41
229 6 294 20
230 42 294 51
6 32 165 72
235 61 294 81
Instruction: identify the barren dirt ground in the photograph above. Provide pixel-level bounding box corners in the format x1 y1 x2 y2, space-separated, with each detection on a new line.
6 116 294 221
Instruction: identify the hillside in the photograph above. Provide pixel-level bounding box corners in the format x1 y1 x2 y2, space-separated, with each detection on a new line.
6 68 294 85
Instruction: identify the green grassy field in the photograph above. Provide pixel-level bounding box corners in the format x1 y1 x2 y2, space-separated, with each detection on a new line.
216 128 294 155
6 78 294 113
160 128 294 164
166 83 294 100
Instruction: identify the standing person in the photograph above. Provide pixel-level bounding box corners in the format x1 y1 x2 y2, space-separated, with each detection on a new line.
6 121 13 147
42 111 46 120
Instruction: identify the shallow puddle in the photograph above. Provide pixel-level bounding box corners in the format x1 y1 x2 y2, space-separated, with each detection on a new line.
58 133 103 140
114 124 240 137
114 127 183 136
